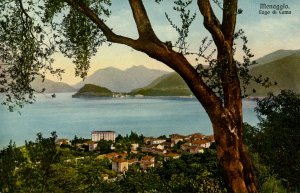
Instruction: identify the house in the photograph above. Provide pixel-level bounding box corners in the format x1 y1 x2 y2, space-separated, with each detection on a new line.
190 140 211 148
91 131 116 142
87 141 98 151
104 152 120 160
112 158 128 173
169 133 185 139
140 156 155 170
152 144 164 150
128 158 138 166
144 137 166 145
55 138 70 146
152 149 167 155
141 145 154 153
170 134 185 144
181 143 205 154
141 145 166 155
131 143 139 153
162 141 174 148
189 146 204 154
163 153 181 161
189 133 205 141
204 135 215 142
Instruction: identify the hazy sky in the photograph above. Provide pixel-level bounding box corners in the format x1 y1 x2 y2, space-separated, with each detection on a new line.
48 0 300 85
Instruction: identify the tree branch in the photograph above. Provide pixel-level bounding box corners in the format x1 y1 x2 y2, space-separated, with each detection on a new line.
64 0 223 118
197 0 225 46
222 0 237 43
64 0 137 47
128 0 159 41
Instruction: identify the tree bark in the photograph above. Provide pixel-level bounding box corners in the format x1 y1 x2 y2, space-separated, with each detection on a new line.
212 107 258 193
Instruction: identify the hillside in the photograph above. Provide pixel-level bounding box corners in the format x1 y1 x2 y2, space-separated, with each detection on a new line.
74 65 169 92
72 84 113 98
246 52 300 96
132 50 300 97
31 77 76 93
255 49 300 65
130 73 192 96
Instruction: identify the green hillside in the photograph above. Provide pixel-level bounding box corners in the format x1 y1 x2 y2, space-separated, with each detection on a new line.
72 84 113 98
131 50 300 97
246 52 300 96
130 73 192 96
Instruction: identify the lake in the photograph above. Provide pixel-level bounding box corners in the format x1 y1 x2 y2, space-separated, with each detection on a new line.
0 93 258 147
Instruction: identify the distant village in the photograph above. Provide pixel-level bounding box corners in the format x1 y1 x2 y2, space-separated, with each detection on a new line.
55 130 215 177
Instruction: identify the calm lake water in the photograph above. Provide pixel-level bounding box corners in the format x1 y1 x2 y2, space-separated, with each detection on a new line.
0 93 258 147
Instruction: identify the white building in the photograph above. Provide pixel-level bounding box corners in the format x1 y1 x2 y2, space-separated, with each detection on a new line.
91 131 116 142
112 158 128 173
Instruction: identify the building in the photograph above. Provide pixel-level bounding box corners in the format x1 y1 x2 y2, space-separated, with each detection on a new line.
163 153 181 161
55 138 70 146
91 131 116 142
170 135 185 144
104 152 120 160
131 143 139 153
189 146 204 154
144 137 166 145
88 141 98 151
189 133 205 141
140 156 155 170
190 140 211 148
112 158 128 173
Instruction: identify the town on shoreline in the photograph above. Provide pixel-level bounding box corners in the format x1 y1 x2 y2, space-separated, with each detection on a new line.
55 130 215 177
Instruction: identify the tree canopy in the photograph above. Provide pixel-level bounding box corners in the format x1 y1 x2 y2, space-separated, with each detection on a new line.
254 90 300 190
243 90 300 191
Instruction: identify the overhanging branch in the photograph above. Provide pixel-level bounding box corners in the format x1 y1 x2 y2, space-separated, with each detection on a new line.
128 0 159 41
222 0 237 42
64 0 137 47
197 0 225 46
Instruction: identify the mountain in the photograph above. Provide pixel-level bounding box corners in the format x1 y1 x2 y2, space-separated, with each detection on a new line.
31 77 76 93
132 49 300 97
246 52 300 96
130 73 192 96
255 49 300 65
72 84 113 98
74 65 169 92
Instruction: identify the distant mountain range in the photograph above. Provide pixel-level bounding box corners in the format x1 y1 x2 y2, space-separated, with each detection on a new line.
37 49 300 97
31 77 76 93
132 49 300 97
255 49 300 65
74 65 169 92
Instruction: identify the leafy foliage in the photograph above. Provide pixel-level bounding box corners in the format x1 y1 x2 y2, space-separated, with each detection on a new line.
97 139 113 154
165 0 196 53
0 0 61 111
0 141 25 193
0 0 111 111
25 131 61 192
194 29 277 99
254 90 300 189
243 90 300 191
46 0 110 78
0 133 229 193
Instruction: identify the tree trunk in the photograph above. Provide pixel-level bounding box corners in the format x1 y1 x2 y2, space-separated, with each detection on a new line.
207 48 258 193
212 112 258 193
